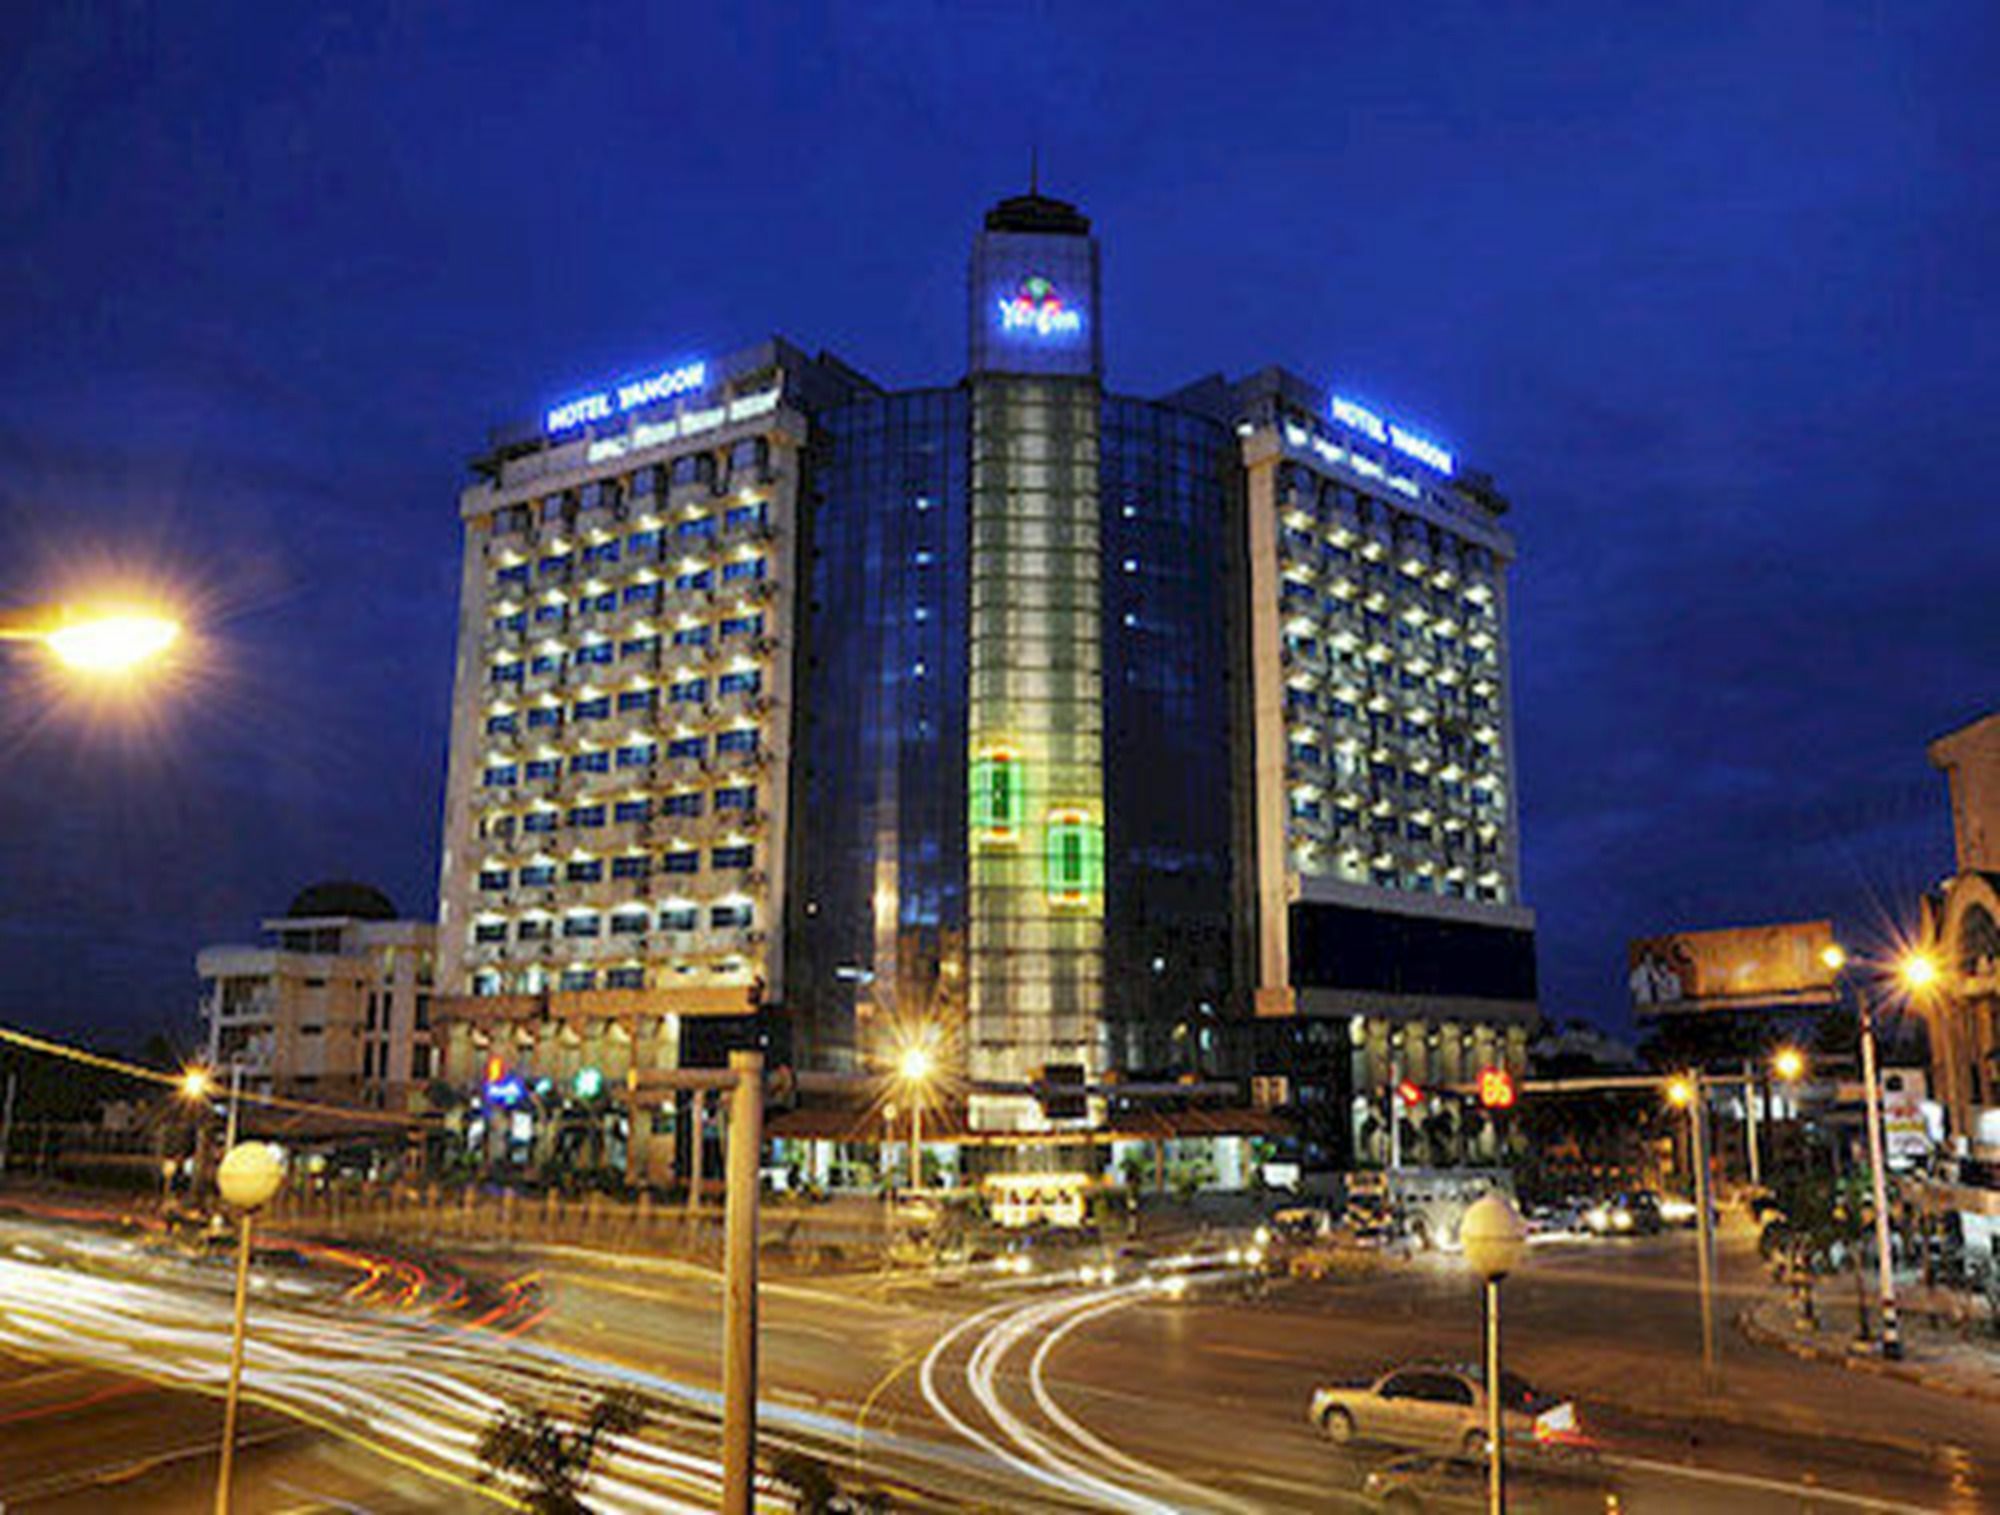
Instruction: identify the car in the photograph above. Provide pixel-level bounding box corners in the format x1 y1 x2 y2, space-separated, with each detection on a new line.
1581 1191 1661 1236
1310 1363 1581 1458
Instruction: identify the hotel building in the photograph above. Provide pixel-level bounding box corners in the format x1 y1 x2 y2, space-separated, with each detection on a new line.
433 187 1532 1179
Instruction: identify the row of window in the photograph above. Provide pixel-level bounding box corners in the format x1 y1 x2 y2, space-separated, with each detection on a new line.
489 659 764 696
492 599 767 643
493 529 769 593
479 845 755 888
485 699 766 739
474 787 761 827
473 902 754 942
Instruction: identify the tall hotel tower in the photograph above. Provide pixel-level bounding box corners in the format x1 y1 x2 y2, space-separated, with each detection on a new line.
963 196 1107 1130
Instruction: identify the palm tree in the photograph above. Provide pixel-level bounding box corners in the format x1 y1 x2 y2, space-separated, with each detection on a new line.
478 1388 646 1513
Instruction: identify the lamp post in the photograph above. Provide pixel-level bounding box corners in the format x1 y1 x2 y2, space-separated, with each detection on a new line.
1824 943 1913 1361
213 1141 284 1515
897 1043 935 1192
1666 1072 1718 1388
1462 1192 1527 1515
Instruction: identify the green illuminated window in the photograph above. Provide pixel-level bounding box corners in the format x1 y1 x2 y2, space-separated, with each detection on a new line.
971 750 1025 842
1045 811 1104 906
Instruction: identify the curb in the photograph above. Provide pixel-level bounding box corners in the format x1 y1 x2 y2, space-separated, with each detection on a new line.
1736 1301 2000 1409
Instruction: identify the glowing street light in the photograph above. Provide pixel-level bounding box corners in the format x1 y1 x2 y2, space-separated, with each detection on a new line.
895 1037 937 1192
1772 1046 1807 1083
180 1065 215 1101
1900 952 1939 991
1461 1192 1528 1515
1820 943 1848 973
0 605 181 676
1664 1075 1696 1108
1824 941 1906 1359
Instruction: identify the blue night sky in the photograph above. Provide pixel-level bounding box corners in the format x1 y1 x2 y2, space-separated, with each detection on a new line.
2 4 1995 1050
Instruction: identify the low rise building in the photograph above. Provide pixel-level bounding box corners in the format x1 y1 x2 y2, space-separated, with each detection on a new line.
197 881 438 1110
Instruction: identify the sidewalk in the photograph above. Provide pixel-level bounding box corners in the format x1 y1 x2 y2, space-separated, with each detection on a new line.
1739 1280 2000 1405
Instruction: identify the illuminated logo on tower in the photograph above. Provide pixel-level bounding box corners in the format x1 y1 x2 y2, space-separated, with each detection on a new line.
996 275 1084 338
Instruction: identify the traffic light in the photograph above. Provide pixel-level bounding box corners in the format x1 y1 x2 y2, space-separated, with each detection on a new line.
1477 1066 1517 1110
1396 1079 1424 1108
573 1066 604 1100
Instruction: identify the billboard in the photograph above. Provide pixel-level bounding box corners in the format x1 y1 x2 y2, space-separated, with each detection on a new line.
1880 1068 1931 1162
1628 920 1838 1014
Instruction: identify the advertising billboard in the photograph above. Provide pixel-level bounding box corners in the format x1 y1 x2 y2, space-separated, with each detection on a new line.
1628 920 1838 1014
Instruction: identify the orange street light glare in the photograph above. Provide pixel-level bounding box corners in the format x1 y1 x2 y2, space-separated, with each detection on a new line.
180 1066 214 1100
1819 943 1847 972
1772 1047 1807 1082
44 612 181 674
1665 1076 1696 1108
1900 953 1939 991
898 1045 936 1087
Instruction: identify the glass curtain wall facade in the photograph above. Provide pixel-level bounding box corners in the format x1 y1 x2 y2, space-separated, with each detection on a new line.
1099 396 1238 1075
791 389 970 1070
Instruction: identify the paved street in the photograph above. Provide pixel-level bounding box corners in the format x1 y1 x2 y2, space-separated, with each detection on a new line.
2 1199 1997 1511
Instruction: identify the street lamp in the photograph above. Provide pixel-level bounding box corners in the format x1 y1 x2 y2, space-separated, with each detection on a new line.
1825 942 1907 1360
1461 1192 1527 1515
1667 1071 1719 1387
1772 1046 1807 1084
180 1065 215 1101
213 1141 284 1515
897 1042 936 1192
0 605 181 675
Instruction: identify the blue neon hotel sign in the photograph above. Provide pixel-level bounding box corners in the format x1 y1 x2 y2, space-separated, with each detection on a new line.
1330 395 1455 476
546 358 709 434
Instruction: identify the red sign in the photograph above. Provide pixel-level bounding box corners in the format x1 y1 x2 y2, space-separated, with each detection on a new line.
1478 1067 1517 1110
1396 1079 1424 1108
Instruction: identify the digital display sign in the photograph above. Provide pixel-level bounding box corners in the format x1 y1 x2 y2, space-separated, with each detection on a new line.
546 358 709 434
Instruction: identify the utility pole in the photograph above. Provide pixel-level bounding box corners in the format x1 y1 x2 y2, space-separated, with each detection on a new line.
0 1070 16 1180
1689 1075 1718 1390
721 1050 763 1515
1858 998 1903 1360
1743 1057 1761 1189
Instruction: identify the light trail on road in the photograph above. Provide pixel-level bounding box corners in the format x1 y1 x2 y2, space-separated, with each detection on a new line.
918 1267 1255 1515
0 1248 772 1512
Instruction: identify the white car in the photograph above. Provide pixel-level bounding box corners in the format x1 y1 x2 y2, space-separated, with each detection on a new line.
1310 1363 1579 1457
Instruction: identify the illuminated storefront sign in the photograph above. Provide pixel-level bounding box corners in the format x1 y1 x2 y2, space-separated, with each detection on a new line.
996 275 1084 338
546 359 709 434
1330 394 1455 476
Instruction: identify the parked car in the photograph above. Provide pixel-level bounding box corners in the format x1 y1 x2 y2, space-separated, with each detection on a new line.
1310 1363 1580 1457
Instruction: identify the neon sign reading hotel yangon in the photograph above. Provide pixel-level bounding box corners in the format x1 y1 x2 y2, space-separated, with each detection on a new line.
545 358 709 434
997 275 1084 338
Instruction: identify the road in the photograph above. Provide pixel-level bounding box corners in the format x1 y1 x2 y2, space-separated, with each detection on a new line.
1 1197 1996 1511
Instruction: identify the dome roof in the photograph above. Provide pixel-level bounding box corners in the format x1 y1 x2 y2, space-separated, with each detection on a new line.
286 880 398 921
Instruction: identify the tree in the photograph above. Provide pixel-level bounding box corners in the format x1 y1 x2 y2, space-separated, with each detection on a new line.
1752 1167 1870 1332
478 1388 646 1513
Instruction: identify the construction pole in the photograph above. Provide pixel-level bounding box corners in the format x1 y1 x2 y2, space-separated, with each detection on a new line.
1690 1075 1718 1390
224 1064 243 1153
721 1050 763 1515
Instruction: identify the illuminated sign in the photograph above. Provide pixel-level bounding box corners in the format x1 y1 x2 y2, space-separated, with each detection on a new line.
1477 1067 1517 1110
996 275 1084 339
546 359 709 434
1330 394 1455 476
